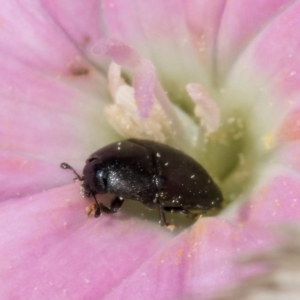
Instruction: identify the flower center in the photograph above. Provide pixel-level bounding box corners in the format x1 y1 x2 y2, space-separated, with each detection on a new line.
104 60 264 218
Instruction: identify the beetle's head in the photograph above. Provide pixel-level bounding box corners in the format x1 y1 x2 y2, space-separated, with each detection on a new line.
60 161 104 218
81 157 107 198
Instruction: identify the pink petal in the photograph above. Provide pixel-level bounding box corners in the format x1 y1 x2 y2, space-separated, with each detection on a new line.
102 0 206 89
183 0 226 71
0 2 116 200
183 0 294 79
92 38 141 68
251 1 300 102
216 0 294 78
238 174 300 226
0 185 172 299
102 218 276 299
219 2 300 149
102 0 189 51
0 63 112 200
227 1 300 109
40 0 105 59
99 163 300 299
0 151 68 201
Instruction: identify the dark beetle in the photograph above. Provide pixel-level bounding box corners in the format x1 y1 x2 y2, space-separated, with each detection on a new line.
61 139 223 226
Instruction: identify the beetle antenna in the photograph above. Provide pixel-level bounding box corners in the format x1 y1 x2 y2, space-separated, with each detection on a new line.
60 162 83 181
92 194 101 218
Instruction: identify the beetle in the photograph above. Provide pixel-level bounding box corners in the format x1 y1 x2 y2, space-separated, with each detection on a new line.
61 138 223 226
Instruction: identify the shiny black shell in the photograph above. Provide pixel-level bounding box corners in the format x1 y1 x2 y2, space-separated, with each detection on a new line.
82 139 223 215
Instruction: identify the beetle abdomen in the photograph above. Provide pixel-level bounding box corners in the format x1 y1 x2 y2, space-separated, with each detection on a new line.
128 139 223 211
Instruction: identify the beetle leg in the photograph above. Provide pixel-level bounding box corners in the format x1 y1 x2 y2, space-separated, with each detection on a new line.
158 205 169 226
92 194 101 218
99 197 124 214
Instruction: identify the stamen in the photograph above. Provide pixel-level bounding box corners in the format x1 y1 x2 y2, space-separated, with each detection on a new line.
105 62 197 156
186 83 221 135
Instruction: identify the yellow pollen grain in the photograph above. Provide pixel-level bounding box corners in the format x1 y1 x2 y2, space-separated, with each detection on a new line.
262 133 274 150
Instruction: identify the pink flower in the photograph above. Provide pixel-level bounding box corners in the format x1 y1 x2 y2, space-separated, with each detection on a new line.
2 1 300 299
